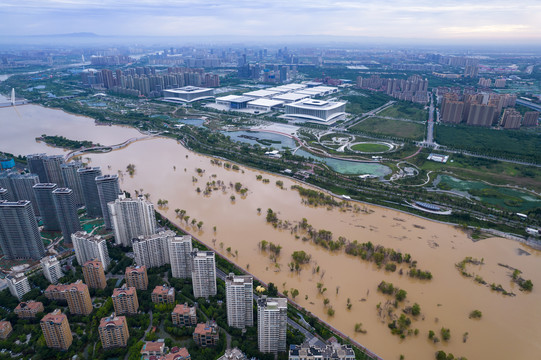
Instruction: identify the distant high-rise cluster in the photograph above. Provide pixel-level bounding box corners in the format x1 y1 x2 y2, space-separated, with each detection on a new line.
356 75 429 104
81 66 220 98
439 88 537 128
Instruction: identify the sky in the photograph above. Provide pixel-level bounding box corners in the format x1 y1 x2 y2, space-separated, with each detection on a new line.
1 0 541 43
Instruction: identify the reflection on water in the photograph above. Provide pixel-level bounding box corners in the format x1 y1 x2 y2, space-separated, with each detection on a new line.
2 104 541 360
295 149 391 177
223 130 297 150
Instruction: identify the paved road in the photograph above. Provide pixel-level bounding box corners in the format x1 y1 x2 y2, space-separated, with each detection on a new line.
426 96 435 145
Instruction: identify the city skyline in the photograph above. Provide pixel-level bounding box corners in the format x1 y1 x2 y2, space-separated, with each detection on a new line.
1 1 540 44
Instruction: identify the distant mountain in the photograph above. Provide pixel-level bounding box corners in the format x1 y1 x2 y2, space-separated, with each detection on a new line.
30 32 101 38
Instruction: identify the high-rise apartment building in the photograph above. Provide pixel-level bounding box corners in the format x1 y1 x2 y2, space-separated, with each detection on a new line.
15 301 44 318
466 103 496 127
523 111 540 127
60 161 84 207
108 194 157 246
151 285 175 304
171 303 197 327
441 100 464 124
41 256 63 284
7 272 31 300
64 280 93 315
82 259 107 289
98 313 129 349
40 309 73 351
95 174 120 229
132 231 172 269
112 285 139 315
257 297 287 354
168 235 193 279
191 251 217 299
125 266 148 290
27 154 65 186
72 231 110 269
33 183 60 231
225 273 253 329
52 188 81 243
501 108 522 129
0 172 39 214
77 167 102 217
0 200 45 260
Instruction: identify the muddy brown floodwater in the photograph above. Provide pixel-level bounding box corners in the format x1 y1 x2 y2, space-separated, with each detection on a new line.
1 107 541 360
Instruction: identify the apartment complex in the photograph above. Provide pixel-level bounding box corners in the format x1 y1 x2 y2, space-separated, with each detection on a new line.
95 174 120 229
168 235 193 278
41 255 63 284
193 321 219 347
60 161 84 207
225 273 253 329
77 167 102 217
257 297 287 354
0 171 39 214
108 194 157 247
45 280 93 315
82 259 107 289
33 183 60 231
125 265 149 290
15 301 44 318
191 251 216 299
98 313 129 349
72 231 110 269
0 200 45 260
40 309 73 351
7 272 31 300
151 285 175 304
52 187 81 242
27 154 65 186
112 285 139 315
132 231 172 269
289 342 356 360
171 303 197 327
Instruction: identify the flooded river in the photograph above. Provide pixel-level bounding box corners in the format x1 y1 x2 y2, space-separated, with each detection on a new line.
1 105 540 360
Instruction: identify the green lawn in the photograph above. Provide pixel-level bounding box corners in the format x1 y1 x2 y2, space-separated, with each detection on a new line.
351 143 391 152
377 103 427 122
350 117 426 140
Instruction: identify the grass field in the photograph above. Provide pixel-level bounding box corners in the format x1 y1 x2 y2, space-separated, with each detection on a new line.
350 117 426 140
377 103 427 122
434 124 541 164
351 143 391 152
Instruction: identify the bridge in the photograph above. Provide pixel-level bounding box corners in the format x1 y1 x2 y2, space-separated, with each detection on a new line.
0 88 28 107
64 132 163 161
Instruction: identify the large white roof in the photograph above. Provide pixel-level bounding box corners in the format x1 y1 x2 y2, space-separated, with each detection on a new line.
273 93 310 101
247 98 284 107
243 89 281 98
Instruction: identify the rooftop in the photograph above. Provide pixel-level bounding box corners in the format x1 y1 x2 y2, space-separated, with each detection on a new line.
164 86 212 94
172 303 195 315
141 340 165 353
41 309 66 324
99 313 126 328
194 321 217 336
113 285 136 297
216 95 254 103
15 301 43 311
126 265 147 274
83 259 103 269
247 98 284 107
153 285 175 296
273 93 310 102
243 89 280 98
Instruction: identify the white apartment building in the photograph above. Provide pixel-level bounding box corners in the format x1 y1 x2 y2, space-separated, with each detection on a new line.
257 297 287 354
108 195 157 247
132 231 173 269
71 231 110 270
225 273 253 329
191 251 216 299
7 273 31 301
168 235 193 278
41 256 63 284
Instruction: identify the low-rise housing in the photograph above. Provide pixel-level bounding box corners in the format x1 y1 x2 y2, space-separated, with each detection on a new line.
193 321 219 347
171 303 197 327
0 321 12 339
152 284 175 304
288 342 356 360
15 301 44 318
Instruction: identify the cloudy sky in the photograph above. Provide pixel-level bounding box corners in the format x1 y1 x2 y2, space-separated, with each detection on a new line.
1 0 540 42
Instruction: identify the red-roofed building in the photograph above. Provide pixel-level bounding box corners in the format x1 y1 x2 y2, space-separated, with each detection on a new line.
0 321 12 340
14 301 44 318
172 303 197 327
112 285 139 315
151 285 175 304
193 321 219 347
140 340 166 359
